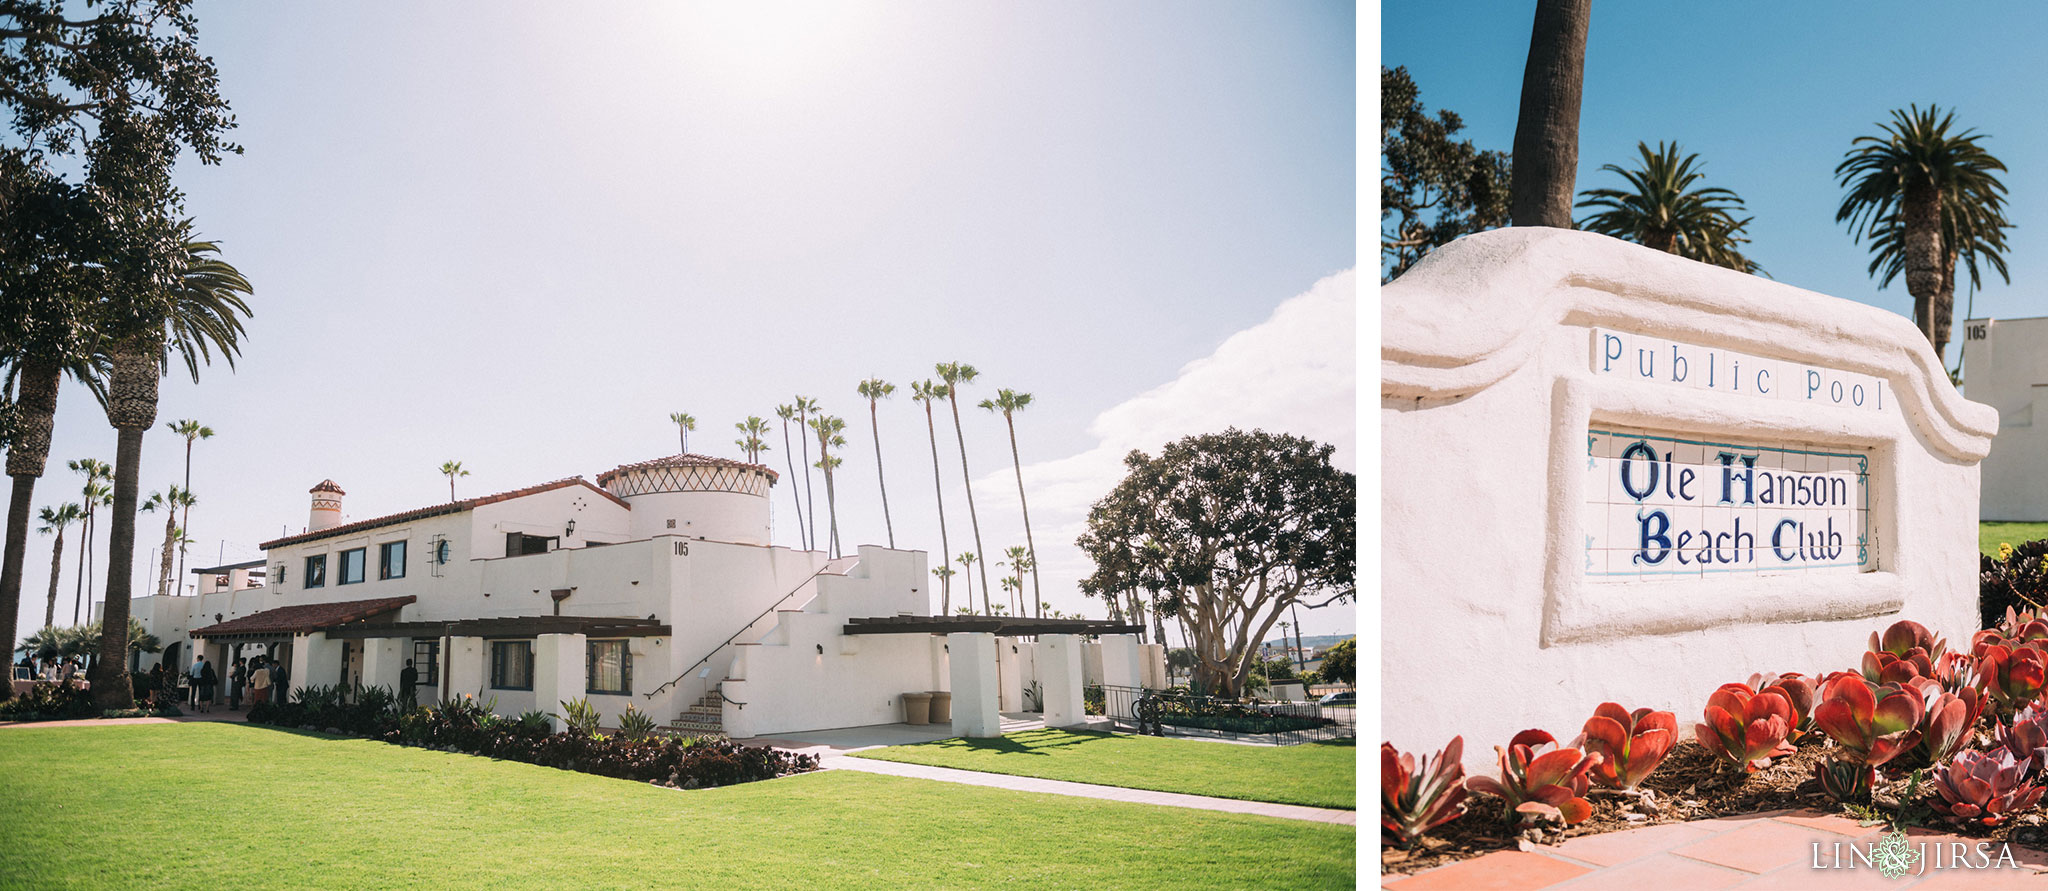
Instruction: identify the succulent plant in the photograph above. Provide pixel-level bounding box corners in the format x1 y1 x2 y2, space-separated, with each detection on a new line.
1903 677 1984 766
1576 703 1677 790
1997 703 2048 770
1814 757 1877 803
1382 736 1469 847
1933 650 1981 695
1974 641 2048 713
1749 672 1818 739
1695 683 1796 772
1873 619 1947 662
1464 729 1601 826
1927 748 2046 828
1813 674 1923 768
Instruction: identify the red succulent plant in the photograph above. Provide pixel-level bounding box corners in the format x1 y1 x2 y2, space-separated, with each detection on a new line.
1997 704 2048 770
1813 674 1923 768
1927 748 2046 828
1694 683 1795 772
1903 677 1983 766
1975 641 2048 713
1576 703 1677 790
1464 729 1601 826
1382 736 1469 847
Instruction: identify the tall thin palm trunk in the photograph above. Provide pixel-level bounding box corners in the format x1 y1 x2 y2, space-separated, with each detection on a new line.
868 399 893 549
176 437 194 596
777 409 808 549
946 391 991 606
999 415 1041 618
1508 0 1590 228
796 400 817 552
1905 183 1944 356
1 361 60 679
921 397 952 612
44 526 66 628
72 500 89 623
92 339 155 709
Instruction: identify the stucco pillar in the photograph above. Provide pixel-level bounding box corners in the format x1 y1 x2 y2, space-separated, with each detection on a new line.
1140 643 1167 689
1038 634 1085 729
360 637 405 693
445 636 486 701
289 633 346 694
996 639 1022 712
1099 634 1143 690
947 632 1000 738
533 633 587 732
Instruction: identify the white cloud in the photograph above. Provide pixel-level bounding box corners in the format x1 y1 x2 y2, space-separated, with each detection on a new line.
980 268 1357 632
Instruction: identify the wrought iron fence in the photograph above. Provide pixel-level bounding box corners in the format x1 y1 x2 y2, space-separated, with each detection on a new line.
1086 683 1354 746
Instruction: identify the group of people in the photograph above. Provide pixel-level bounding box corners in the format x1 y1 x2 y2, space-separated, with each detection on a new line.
124 653 288 712
13 655 83 684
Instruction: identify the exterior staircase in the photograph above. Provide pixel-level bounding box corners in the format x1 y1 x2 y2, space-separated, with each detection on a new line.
667 684 726 737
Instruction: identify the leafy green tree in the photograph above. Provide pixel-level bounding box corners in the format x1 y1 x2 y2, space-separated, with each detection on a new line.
93 236 252 708
1078 430 1355 698
1837 104 2010 362
979 388 1041 617
855 378 896 549
33 501 79 627
1381 66 1511 281
1319 637 1356 686
1576 141 1763 274
1507 0 1590 229
911 381 953 611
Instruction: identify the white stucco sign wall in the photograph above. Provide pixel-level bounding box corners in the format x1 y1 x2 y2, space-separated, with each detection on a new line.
1381 228 1997 769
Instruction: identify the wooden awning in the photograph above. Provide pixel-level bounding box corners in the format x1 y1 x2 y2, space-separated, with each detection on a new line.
842 615 1146 637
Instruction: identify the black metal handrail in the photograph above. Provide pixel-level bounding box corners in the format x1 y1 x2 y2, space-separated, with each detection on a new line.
643 560 845 700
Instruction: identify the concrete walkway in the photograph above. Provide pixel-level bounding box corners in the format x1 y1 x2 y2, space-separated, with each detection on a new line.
0 707 251 730
1383 809 2048 889
732 717 1356 827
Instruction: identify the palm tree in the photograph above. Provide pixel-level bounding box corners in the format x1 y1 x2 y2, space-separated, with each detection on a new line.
164 419 213 594
733 416 772 464
34 503 82 628
774 405 808 549
934 362 991 605
669 412 696 454
978 388 1043 617
855 377 896 548
1576 142 1764 274
809 414 848 558
931 565 955 611
67 458 112 625
1508 0 1591 228
1837 104 2010 362
93 235 253 708
793 395 820 552
440 460 469 502
141 486 196 598
956 551 983 615
911 381 954 612
999 545 1032 617
1860 198 2011 375
999 574 1021 618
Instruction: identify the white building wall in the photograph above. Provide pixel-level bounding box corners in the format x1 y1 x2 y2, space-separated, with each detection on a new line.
1964 316 2048 521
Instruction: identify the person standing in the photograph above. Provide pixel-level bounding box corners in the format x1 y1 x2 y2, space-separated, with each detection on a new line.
228 657 246 710
399 659 418 709
250 658 272 707
187 655 206 707
197 657 217 713
149 663 168 708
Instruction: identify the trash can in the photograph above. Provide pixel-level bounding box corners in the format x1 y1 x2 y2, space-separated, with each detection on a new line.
903 692 933 725
927 691 952 723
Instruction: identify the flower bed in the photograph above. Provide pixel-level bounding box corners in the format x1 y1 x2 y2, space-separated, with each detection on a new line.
0 680 183 723
247 686 817 790
1383 603 2048 877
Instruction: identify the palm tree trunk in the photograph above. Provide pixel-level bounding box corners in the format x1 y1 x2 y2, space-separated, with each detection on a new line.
1001 414 1042 619
1904 183 1943 350
45 528 65 628
798 412 816 553
1508 0 1591 228
1643 230 1677 253
1933 247 1959 365
92 339 156 709
779 419 807 550
822 460 840 559
72 502 88 623
869 400 894 549
176 439 192 597
1 359 60 687
923 403 951 613
159 514 178 598
946 392 991 608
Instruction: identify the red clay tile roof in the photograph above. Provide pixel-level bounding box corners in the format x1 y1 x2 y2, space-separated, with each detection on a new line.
188 596 417 637
259 477 629 550
309 479 345 495
594 453 779 487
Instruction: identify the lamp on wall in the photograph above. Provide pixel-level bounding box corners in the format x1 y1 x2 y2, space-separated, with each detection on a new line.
565 519 576 537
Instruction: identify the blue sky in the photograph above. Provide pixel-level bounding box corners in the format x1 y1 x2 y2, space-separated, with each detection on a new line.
1382 0 2046 357
14 2 1357 644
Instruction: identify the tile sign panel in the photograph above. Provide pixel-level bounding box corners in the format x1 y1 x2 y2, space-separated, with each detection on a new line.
1584 426 1872 581
1591 328 1889 413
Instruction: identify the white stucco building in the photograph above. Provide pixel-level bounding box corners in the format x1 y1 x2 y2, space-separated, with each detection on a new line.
128 453 1156 737
1963 316 2048 521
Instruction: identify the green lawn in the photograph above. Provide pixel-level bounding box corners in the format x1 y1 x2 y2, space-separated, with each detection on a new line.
0 723 1352 889
850 729 1356 810
1982 521 2048 557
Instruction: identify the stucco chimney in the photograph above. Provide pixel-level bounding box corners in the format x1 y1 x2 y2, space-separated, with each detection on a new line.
309 480 345 532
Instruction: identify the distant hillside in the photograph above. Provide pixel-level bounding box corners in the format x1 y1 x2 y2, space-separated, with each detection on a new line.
1260 633 1353 651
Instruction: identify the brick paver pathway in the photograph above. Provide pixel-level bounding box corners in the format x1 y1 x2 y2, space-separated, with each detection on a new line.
1383 809 2048 889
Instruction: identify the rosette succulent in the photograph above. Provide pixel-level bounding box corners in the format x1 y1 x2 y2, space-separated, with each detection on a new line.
1997 704 2048 770
1927 748 2046 828
1813 674 1923 768
1974 641 2048 713
1576 703 1677 790
1382 736 1469 847
1695 683 1796 772
1464 729 1601 826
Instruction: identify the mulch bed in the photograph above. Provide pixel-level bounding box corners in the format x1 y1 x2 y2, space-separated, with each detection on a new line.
1382 738 2048 877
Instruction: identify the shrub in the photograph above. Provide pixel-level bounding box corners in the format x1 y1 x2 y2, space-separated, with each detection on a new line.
0 681 98 722
559 697 601 737
617 703 657 741
1982 541 2048 629
1382 736 1467 847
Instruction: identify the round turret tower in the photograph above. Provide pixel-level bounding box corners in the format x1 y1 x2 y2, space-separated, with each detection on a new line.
596 455 779 545
308 479 346 532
